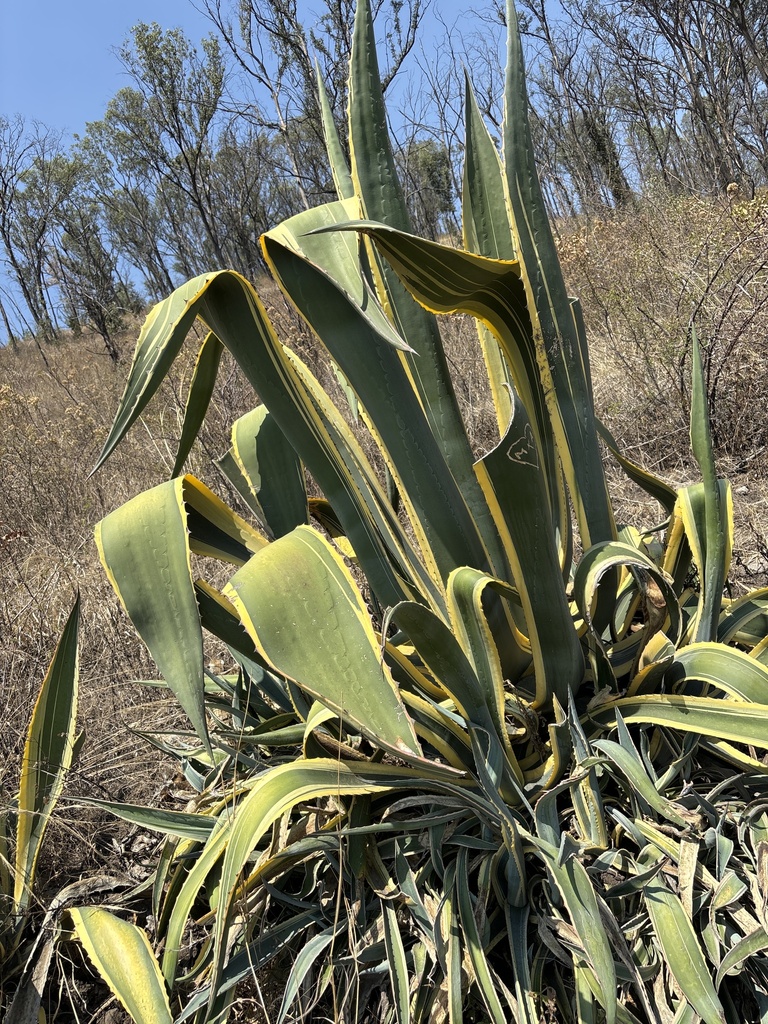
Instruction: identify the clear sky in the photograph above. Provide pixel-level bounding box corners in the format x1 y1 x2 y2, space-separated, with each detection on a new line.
2 1 219 135
1 0 475 139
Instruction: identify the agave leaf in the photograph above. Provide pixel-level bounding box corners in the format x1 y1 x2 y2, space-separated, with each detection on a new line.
348 0 409 237
534 772 591 850
97 476 267 750
463 76 515 264
94 273 218 470
667 642 768 701
382 900 411 1024
176 911 323 1023
662 498 696 597
689 328 727 643
702 738 768 772
710 870 745 914
338 222 554 507
0 807 9 908
523 697 573 792
504 905 539 1024
276 923 342 1024
398 690 475 773
216 448 263 521
575 965 598 1023
70 907 173 1024
391 599 524 799
596 420 678 515
575 540 681 646
14 596 80 912
593 739 690 828
288 346 447 605
348 0 485 536
565 692 608 849
502 0 614 551
455 848 507 1024
208 760 439 1012
316 62 354 201
285 346 445 611
349 0 516 576
392 840 436 943
225 525 421 759
194 579 270 670
475 393 583 707
266 198 409 351
172 331 223 477
533 839 617 1024
445 875 464 1023
714 926 768 988
316 63 370 423
183 474 268 563
752 635 768 666
164 760 407 985
717 587 768 645
229 405 308 539
94 269 422 610
619 818 720 894
410 940 435 1022
643 871 726 1024
463 74 515 432
264 208 493 585
446 567 530 752
589 693 768 748
70 796 215 842
676 479 733 643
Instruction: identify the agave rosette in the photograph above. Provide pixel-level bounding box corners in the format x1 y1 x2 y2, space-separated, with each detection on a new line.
72 2 768 1022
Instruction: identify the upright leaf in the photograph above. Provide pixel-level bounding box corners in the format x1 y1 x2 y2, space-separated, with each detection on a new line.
265 206 492 586
229 405 308 539
463 74 515 432
15 596 80 912
644 871 726 1024
475 393 583 707
502 0 614 550
96 482 206 745
689 328 728 642
348 0 502 566
172 331 223 477
317 64 354 201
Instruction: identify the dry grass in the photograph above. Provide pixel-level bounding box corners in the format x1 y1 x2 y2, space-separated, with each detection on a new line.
557 187 768 591
0 321 258 867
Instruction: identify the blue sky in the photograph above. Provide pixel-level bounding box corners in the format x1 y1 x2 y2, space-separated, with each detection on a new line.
2 1 224 135
1 0 475 139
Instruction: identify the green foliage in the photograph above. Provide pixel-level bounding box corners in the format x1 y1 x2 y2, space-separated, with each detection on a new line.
73 1 768 1021
1 598 80 1018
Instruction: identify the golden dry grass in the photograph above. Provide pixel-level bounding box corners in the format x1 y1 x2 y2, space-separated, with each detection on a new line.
557 188 768 592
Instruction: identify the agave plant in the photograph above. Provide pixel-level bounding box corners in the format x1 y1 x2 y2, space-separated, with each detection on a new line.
70 2 768 1022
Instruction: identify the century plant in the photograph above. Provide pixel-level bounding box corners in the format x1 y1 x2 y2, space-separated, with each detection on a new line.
67 2 768 1022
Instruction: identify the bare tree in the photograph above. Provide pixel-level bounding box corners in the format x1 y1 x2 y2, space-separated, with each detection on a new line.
0 118 76 344
197 0 428 207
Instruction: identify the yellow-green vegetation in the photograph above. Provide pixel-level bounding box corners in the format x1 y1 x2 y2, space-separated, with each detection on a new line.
6 1 768 1022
